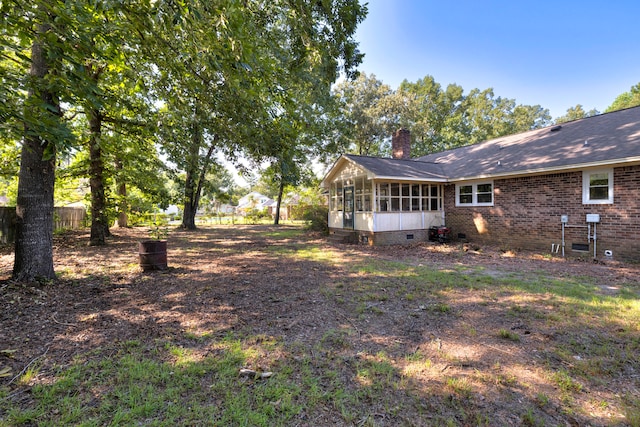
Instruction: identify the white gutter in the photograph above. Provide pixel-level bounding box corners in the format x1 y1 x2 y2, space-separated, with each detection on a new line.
323 155 640 186
446 157 640 183
373 175 449 183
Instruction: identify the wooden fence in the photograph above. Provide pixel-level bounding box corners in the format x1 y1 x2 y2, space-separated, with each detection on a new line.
0 206 87 244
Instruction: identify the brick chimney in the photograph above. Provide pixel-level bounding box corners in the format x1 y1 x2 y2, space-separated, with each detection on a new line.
392 129 411 160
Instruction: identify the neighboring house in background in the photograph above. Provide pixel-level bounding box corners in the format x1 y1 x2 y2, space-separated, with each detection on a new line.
236 192 300 220
236 192 275 216
321 106 640 261
277 192 301 221
216 204 235 215
163 205 180 216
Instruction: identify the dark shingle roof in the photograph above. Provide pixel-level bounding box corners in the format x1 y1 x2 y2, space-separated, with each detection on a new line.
342 154 448 181
416 105 640 180
324 106 640 185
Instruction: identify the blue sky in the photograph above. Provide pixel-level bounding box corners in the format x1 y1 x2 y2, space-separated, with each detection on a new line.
354 1 640 118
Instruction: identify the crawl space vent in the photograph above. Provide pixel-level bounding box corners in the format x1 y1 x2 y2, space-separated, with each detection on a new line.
572 243 589 252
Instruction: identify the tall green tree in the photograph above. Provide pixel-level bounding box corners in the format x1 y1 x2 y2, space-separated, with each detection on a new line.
147 0 366 229
333 73 396 156
110 128 170 228
3 0 168 278
145 0 267 229
398 76 467 155
509 104 552 133
65 1 158 244
262 145 313 225
339 75 552 158
606 83 640 112
2 1 76 281
461 88 550 145
556 104 599 123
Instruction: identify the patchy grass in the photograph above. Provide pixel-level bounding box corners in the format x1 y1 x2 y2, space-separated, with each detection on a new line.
1 225 639 426
3 334 305 426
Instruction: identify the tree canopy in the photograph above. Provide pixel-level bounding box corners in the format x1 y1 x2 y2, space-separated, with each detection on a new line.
332 73 552 157
1 0 368 279
555 104 599 124
606 83 640 112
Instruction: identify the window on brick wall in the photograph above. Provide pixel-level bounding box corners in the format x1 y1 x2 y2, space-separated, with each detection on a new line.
582 169 613 204
455 182 494 207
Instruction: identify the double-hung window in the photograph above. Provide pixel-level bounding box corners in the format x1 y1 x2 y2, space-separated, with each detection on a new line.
455 182 494 207
582 169 613 204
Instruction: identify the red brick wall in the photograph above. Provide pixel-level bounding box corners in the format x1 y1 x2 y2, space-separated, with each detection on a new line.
392 129 411 160
444 166 640 261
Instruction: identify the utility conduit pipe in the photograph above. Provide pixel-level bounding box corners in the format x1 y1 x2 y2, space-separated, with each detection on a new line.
561 218 588 257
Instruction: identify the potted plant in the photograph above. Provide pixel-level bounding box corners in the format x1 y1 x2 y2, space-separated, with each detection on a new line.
139 219 169 271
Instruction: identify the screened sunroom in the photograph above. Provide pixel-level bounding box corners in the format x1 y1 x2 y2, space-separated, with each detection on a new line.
322 154 447 244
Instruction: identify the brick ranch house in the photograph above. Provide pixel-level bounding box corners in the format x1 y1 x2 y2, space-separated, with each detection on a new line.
321 105 640 261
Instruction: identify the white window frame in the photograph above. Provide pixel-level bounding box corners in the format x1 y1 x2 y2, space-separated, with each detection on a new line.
582 169 613 204
455 181 494 207
376 182 443 212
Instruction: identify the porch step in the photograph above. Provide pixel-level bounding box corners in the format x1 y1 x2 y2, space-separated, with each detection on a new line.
328 229 357 244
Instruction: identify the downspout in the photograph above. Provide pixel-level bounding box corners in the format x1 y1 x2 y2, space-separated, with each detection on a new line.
561 221 565 257
592 223 597 259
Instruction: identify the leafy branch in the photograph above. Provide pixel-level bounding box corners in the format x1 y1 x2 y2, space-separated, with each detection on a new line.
148 220 169 240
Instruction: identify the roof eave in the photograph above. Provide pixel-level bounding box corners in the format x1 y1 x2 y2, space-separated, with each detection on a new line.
320 156 348 188
448 157 640 182
372 175 449 183
320 155 378 188
322 155 640 186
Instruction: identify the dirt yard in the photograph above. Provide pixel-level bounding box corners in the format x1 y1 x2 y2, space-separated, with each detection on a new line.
1 225 639 426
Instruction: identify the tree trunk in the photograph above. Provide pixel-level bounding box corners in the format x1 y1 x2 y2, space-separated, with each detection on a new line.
181 126 217 230
181 162 198 230
181 185 197 230
115 158 128 227
191 141 216 221
13 27 57 281
274 178 284 225
88 108 109 245
180 116 202 230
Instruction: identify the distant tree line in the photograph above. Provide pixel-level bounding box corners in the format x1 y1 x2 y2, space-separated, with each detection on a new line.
330 73 640 158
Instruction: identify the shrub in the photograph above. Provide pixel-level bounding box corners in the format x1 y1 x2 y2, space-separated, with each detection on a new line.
302 205 328 233
245 208 270 223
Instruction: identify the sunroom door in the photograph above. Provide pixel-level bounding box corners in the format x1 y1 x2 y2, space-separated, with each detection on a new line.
343 186 354 229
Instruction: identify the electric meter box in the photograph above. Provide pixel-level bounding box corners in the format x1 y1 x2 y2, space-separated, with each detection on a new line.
586 214 600 223
561 215 569 223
